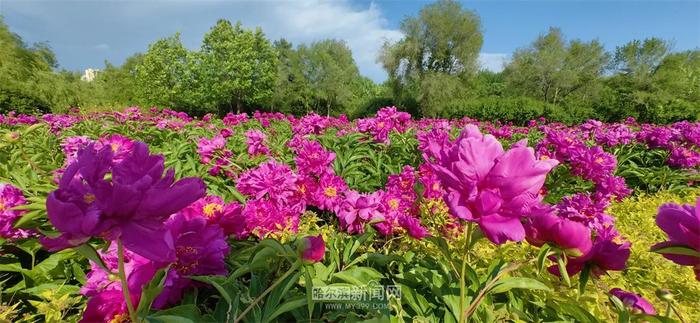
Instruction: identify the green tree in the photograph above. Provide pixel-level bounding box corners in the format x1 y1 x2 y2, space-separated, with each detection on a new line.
135 33 194 110
200 19 277 113
503 28 609 106
611 38 670 88
271 38 314 114
601 43 699 122
96 54 144 107
379 0 483 114
301 39 360 116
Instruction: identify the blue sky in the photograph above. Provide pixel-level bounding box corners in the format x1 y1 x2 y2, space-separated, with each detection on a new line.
1 0 698 82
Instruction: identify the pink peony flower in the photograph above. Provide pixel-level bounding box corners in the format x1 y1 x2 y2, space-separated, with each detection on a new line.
0 183 33 239
245 129 270 156
429 125 559 244
336 190 384 234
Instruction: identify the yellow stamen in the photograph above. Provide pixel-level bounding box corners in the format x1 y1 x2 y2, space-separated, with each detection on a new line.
109 313 130 323
202 203 223 218
83 193 96 204
388 199 399 210
324 187 337 197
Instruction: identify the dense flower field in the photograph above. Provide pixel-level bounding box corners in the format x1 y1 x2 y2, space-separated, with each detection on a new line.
0 107 699 322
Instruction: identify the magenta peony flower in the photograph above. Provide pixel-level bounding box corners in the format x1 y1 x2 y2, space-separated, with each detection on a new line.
197 135 233 176
300 235 325 263
223 112 248 126
651 198 700 281
80 244 157 323
197 135 227 164
397 214 431 239
569 146 617 183
153 214 230 308
336 190 384 234
245 129 270 156
313 174 348 211
429 125 559 244
96 134 135 163
44 142 206 262
180 195 247 239
81 243 156 298
81 290 134 323
668 146 700 169
356 106 411 144
61 136 95 165
556 192 613 231
550 226 631 277
243 198 300 238
0 183 32 239
525 205 593 257
609 288 656 315
237 160 298 203
293 139 336 176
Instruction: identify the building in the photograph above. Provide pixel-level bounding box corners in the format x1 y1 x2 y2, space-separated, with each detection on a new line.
81 68 100 82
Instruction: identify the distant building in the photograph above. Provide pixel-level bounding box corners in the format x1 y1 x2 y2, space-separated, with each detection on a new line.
81 68 100 82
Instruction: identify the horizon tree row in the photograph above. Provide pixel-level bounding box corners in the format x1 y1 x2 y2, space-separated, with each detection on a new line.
0 0 698 123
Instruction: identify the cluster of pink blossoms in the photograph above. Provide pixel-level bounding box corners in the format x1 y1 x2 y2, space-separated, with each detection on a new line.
197 134 234 176
0 183 33 239
292 113 349 136
422 125 632 280
536 127 632 229
356 107 412 144
41 139 235 322
245 129 270 157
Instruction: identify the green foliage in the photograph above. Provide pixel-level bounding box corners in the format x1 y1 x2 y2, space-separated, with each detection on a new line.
200 20 278 114
441 96 585 124
0 87 51 115
299 39 361 116
606 189 700 322
503 27 609 106
135 33 195 111
380 0 483 114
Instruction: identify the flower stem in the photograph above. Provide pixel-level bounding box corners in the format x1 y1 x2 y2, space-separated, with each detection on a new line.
670 303 686 323
117 239 138 323
234 262 301 323
459 222 474 323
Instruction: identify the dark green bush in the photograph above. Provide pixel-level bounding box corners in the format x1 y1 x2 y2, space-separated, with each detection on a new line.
441 96 587 125
0 87 52 115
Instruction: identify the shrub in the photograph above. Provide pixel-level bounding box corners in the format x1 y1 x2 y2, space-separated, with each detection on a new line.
0 87 52 115
441 96 588 125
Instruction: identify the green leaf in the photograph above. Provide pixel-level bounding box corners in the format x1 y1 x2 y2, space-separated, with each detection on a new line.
489 277 551 294
147 304 202 323
333 266 384 286
304 269 314 321
536 244 552 275
578 265 590 294
136 266 171 317
265 296 306 322
74 244 111 274
190 275 233 305
650 245 700 258
556 255 571 288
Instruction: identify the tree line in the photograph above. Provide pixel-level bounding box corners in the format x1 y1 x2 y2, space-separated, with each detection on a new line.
1 0 698 123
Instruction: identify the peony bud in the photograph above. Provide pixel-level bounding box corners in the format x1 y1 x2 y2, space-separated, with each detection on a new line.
655 289 674 302
298 235 325 264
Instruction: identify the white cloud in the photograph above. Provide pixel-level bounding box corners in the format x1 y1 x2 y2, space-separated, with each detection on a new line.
4 0 509 81
479 53 510 72
253 1 403 82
